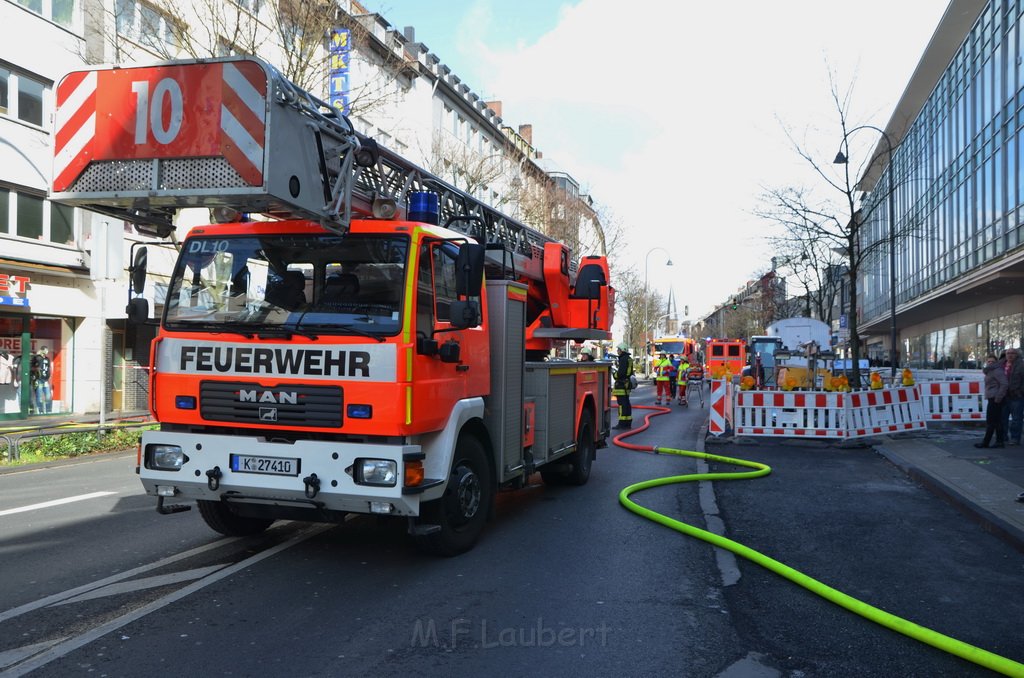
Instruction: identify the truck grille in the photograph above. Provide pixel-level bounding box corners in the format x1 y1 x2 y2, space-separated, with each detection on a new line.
200 381 343 428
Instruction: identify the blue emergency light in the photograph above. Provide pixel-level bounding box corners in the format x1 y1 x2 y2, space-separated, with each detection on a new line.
408 191 439 224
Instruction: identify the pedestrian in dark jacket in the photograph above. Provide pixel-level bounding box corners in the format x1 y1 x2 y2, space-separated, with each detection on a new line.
976 354 1009 448
998 347 1024 445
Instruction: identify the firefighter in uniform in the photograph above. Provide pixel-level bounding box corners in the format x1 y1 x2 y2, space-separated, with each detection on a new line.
677 354 691 405
667 354 680 401
612 342 634 429
653 352 673 405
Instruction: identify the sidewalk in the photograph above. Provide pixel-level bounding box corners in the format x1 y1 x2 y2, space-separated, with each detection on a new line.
872 423 1024 552
0 410 153 461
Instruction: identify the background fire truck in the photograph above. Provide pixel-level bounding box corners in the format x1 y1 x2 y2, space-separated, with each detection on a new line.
704 338 747 378
646 335 698 375
51 57 614 556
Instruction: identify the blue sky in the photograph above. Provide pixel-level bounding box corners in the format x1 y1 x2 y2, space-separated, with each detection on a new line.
362 1 950 325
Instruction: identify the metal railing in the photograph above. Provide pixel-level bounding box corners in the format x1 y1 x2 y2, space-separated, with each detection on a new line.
0 417 156 463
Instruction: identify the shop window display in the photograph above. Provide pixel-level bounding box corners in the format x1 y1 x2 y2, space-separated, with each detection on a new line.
0 317 26 416
0 317 70 417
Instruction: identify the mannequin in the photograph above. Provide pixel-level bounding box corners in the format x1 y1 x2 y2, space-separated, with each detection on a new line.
31 346 52 414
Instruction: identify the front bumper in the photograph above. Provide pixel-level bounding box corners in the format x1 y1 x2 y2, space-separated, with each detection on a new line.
139 430 432 516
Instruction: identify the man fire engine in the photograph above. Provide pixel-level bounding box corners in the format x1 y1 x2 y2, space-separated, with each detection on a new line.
51 57 614 556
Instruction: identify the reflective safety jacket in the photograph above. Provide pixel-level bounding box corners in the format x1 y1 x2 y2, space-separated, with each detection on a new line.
654 358 673 381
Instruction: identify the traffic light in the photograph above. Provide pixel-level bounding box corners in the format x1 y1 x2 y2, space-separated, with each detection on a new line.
730 297 739 310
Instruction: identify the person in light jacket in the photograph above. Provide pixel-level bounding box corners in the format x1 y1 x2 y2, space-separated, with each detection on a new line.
976 354 1009 448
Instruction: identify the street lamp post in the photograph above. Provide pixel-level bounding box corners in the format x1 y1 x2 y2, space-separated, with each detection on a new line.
834 125 898 379
643 247 673 375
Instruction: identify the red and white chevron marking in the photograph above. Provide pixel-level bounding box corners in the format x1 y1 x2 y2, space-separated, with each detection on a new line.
219 60 266 186
53 69 97 192
709 379 728 437
53 60 267 192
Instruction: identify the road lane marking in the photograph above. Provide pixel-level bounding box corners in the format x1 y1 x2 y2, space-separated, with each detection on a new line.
50 565 230 606
0 491 117 517
0 536 240 624
0 639 67 671
3 523 332 676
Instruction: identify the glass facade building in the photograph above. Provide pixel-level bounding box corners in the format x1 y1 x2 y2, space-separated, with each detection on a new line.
860 0 1024 369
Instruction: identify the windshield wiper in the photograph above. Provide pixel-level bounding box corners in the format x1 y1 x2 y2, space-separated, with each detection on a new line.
252 324 320 340
335 324 386 342
167 321 254 338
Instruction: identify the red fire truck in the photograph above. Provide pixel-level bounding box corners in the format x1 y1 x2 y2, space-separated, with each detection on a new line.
51 57 614 555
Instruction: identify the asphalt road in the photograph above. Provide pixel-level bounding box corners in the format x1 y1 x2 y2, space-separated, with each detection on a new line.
0 383 1021 677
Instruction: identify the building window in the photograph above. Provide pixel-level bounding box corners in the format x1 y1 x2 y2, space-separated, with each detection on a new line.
15 0 75 28
0 68 48 127
0 186 76 244
18 77 43 127
51 203 74 244
17 193 43 240
0 190 8 232
116 0 180 52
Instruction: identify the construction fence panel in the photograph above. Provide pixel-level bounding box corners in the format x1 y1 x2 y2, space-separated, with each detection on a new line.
920 380 985 421
734 390 848 439
845 386 927 439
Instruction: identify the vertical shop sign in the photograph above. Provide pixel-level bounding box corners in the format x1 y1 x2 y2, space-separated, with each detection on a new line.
0 274 30 308
328 28 351 116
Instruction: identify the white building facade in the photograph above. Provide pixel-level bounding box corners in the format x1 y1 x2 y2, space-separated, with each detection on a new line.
0 0 598 421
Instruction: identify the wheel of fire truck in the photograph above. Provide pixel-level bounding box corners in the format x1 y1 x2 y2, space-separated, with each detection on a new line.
197 499 275 536
413 433 494 556
540 408 595 486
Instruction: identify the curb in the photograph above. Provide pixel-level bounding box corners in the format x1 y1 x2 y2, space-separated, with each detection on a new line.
873 441 1024 554
0 448 136 475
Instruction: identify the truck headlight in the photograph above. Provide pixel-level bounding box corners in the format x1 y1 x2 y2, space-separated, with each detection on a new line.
147 444 186 471
355 459 397 487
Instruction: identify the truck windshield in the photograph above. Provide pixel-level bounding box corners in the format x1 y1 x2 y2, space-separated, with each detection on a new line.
655 340 687 354
164 233 408 337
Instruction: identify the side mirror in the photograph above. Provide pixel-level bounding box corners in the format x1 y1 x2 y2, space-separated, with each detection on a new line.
455 243 484 297
126 297 150 324
448 300 480 329
130 246 148 295
439 339 461 364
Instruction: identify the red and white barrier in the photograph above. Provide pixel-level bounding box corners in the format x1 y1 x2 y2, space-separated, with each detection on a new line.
919 380 985 420
734 390 848 438
722 385 927 440
845 386 926 438
708 379 734 437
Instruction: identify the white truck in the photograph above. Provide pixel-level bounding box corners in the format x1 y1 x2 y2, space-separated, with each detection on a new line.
748 317 832 386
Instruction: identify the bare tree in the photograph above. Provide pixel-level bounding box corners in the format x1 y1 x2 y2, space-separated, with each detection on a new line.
425 134 506 200
760 205 846 324
612 270 664 353
760 74 902 386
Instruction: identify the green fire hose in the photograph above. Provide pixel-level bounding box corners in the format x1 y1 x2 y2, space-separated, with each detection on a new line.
614 405 1024 677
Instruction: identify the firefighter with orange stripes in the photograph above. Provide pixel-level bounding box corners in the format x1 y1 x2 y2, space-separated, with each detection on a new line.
653 352 673 406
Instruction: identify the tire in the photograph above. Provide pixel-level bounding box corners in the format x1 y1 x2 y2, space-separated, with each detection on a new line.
197 499 274 536
542 409 595 486
565 409 595 485
414 434 493 557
